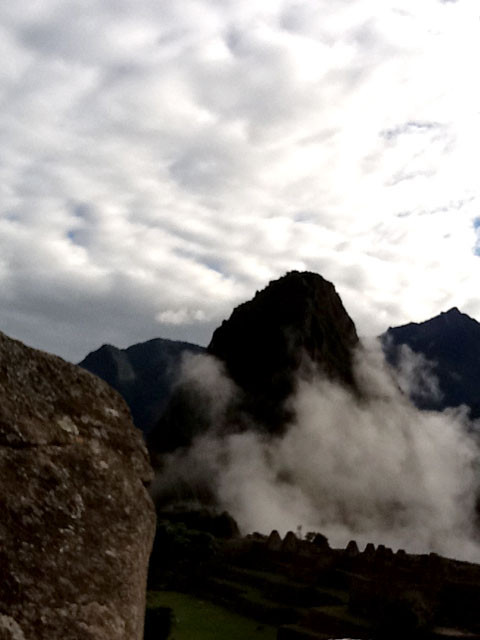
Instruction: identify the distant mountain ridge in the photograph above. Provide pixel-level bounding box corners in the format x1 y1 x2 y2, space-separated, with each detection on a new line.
382 307 480 418
78 283 480 437
79 337 204 433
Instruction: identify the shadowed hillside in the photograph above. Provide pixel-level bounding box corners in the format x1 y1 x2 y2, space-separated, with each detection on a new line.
147 522 480 640
79 338 204 433
382 307 480 418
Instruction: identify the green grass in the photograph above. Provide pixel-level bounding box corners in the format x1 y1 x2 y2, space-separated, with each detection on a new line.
147 590 278 640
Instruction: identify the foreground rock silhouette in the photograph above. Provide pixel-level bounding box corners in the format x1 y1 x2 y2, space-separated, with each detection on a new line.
0 331 156 640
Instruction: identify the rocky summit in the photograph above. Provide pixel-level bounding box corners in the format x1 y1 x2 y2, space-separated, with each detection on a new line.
149 271 360 453
208 270 360 428
383 307 480 417
0 331 156 640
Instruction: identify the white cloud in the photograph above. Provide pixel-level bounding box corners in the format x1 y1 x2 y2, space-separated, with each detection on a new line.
156 308 206 325
153 343 480 560
0 0 479 359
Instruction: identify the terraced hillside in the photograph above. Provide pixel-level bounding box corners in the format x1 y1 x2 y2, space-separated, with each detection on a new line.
146 525 480 639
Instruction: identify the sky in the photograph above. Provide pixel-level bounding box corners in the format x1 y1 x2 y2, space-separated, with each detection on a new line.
1 0 479 362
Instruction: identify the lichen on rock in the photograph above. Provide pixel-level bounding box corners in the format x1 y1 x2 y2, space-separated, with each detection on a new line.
0 331 156 640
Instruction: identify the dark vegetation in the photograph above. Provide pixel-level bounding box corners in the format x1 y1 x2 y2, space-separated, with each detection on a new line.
145 519 480 639
144 605 173 640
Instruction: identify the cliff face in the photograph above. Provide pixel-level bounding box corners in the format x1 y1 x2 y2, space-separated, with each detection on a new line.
383 307 480 417
79 338 204 433
208 270 360 431
0 331 156 640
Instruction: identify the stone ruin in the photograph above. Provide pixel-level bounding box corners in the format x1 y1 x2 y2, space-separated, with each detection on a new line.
311 532 329 550
234 530 480 635
344 540 359 558
246 530 480 587
266 530 282 552
281 531 299 553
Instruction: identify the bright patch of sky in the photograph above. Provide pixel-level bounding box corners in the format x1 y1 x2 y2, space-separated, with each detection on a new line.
0 0 479 360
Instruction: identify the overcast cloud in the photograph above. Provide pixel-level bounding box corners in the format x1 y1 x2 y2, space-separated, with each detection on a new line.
1 0 479 360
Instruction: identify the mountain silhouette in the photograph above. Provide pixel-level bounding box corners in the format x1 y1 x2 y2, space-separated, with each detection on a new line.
79 283 480 445
148 271 360 453
208 270 360 429
382 307 480 418
79 338 204 433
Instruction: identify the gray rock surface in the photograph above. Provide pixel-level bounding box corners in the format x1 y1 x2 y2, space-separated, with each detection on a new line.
0 331 156 640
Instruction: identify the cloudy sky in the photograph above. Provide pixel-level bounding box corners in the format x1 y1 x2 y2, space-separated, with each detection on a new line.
1 0 479 362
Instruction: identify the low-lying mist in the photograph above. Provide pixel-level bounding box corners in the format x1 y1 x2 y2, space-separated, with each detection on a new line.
152 340 480 561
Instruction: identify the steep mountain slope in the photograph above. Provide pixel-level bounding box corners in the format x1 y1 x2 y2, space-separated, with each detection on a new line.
79 338 204 433
382 307 480 417
78 289 480 443
208 270 360 429
149 271 360 453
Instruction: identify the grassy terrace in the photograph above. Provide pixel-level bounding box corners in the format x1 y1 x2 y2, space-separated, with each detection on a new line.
147 590 277 640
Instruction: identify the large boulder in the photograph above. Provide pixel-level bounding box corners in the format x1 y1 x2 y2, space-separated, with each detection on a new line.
0 331 156 640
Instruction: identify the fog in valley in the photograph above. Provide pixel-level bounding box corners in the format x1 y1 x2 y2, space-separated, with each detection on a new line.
153 341 480 562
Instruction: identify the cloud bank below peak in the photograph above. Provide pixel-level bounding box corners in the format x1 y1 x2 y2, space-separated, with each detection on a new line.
154 341 480 561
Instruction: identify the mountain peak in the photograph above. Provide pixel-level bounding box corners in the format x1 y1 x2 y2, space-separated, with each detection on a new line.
443 306 461 315
149 271 361 453
440 307 474 321
434 307 479 328
382 307 480 417
207 270 360 429
387 307 477 335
